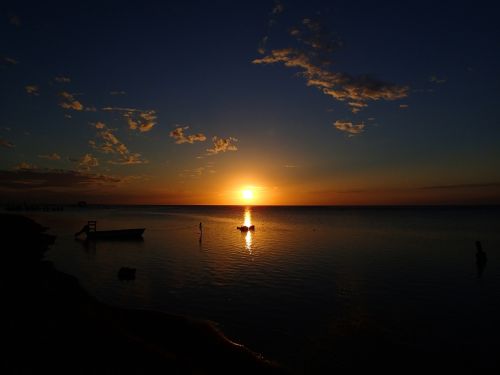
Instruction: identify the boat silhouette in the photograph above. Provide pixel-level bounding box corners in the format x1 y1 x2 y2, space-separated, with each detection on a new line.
75 221 145 240
237 225 255 232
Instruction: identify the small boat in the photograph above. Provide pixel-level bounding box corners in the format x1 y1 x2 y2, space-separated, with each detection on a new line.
86 228 145 240
237 225 255 232
75 221 145 240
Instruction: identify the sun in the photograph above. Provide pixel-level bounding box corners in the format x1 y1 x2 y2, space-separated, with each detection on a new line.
242 189 254 201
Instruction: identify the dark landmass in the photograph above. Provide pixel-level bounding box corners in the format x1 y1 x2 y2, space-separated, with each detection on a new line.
2 214 286 374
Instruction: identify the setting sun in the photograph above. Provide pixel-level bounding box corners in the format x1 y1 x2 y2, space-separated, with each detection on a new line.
242 189 254 200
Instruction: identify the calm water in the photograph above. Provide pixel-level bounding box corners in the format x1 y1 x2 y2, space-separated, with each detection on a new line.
26 206 500 371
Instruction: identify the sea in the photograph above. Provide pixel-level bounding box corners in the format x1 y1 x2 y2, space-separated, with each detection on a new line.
22 205 500 372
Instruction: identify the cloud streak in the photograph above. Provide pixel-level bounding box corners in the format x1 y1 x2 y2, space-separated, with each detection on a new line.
169 126 207 144
0 168 123 190
54 76 71 83
334 120 365 136
102 107 157 133
1 56 18 66
0 139 15 148
38 153 61 160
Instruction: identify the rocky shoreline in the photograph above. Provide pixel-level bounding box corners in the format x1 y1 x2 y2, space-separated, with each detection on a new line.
2 214 286 374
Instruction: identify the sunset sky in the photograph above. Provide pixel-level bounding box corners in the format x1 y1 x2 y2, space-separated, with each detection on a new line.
1 0 500 205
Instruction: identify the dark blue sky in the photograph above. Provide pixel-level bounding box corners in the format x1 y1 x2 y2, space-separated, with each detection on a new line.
1 0 500 204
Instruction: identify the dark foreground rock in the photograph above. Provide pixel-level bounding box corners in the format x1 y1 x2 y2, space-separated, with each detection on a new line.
2 214 286 374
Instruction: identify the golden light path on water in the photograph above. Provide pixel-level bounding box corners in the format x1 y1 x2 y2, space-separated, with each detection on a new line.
244 206 252 253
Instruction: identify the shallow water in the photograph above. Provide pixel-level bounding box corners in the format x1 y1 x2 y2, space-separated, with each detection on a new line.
25 206 500 371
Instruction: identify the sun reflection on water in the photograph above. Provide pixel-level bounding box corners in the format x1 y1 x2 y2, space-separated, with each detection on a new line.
244 207 252 253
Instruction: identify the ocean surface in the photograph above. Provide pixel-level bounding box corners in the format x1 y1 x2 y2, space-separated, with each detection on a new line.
24 206 500 372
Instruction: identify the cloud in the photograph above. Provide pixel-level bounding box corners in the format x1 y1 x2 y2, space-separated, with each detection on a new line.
206 136 238 155
38 153 61 160
90 122 147 165
179 163 217 178
272 1 284 15
253 16 408 116
429 75 446 84
399 104 409 108
1 56 18 66
25 85 40 96
110 91 126 95
108 153 145 165
0 168 123 190
169 126 207 144
0 139 15 148
102 107 157 132
348 101 367 113
257 1 285 55
334 120 365 136
254 49 407 110
78 153 99 170
54 76 71 83
59 91 84 111
284 164 297 168
14 162 37 170
419 183 500 190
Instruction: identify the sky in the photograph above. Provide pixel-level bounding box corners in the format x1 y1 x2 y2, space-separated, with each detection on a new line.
1 0 500 205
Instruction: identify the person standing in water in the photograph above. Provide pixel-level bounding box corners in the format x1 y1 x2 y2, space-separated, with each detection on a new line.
199 222 203 234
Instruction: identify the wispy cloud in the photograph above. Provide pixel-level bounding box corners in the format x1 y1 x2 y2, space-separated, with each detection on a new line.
253 15 408 117
180 163 217 179
1 56 18 66
90 122 147 165
272 1 284 15
419 183 500 190
38 153 61 160
110 91 126 95
169 126 207 144
0 139 15 148
0 168 124 190
25 85 40 96
206 136 238 155
102 107 157 132
334 120 365 136
258 1 285 55
78 153 99 170
59 91 84 111
54 76 71 83
14 162 37 170
429 75 446 84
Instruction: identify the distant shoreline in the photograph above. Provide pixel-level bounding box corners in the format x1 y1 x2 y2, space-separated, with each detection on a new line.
4 203 500 209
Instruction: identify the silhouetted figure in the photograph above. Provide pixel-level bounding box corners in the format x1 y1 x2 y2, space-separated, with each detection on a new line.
199 222 203 233
475 240 487 278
